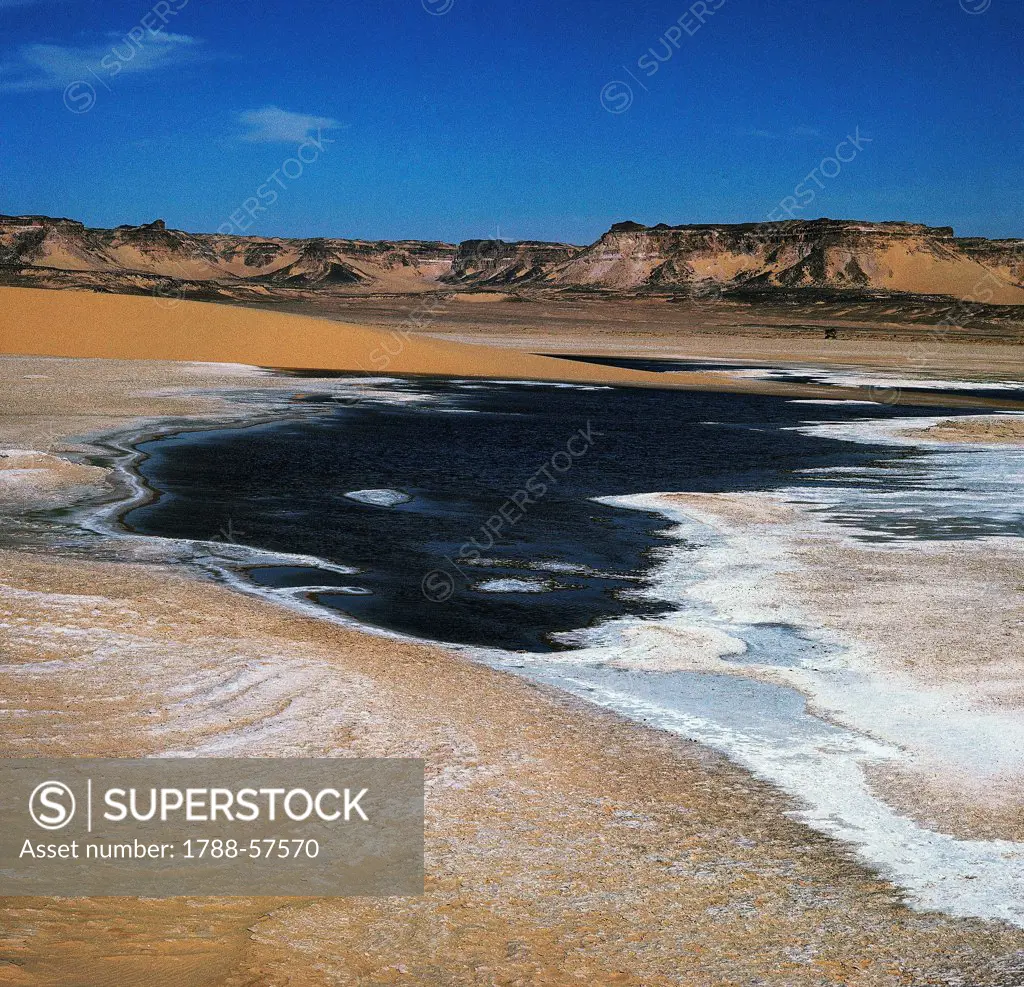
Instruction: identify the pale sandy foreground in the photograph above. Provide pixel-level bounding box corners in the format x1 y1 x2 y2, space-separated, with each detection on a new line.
0 355 1022 985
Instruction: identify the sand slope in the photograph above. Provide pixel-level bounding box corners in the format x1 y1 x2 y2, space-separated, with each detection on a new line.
2 286 1022 411
0 286 681 385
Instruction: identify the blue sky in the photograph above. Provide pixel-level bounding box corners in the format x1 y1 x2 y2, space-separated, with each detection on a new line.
0 0 1021 243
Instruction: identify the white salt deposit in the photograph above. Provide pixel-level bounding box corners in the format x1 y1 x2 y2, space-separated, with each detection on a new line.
470 411 1024 927
473 578 558 593
721 366 1024 391
343 489 412 507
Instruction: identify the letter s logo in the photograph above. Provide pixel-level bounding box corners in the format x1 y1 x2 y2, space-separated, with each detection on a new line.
29 781 76 830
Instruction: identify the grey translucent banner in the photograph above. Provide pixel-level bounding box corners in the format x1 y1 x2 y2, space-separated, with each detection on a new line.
0 758 424 897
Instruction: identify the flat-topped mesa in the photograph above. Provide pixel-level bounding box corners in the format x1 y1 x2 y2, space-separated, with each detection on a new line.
443 239 583 286
1 213 1022 305
609 218 956 238
539 218 1024 303
4 215 88 230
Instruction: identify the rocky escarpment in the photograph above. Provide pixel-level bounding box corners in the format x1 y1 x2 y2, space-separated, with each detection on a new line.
0 215 456 295
2 214 1023 307
538 220 1024 305
442 239 582 287
957 237 1024 298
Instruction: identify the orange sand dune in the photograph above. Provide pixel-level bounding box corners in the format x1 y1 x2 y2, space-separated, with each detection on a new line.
0 286 643 384
0 286 1020 410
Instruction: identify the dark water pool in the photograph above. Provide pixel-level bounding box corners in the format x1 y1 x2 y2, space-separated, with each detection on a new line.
547 354 1024 402
122 377 969 651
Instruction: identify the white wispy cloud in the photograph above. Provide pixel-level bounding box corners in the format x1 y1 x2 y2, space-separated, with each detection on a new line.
237 105 342 143
0 32 199 92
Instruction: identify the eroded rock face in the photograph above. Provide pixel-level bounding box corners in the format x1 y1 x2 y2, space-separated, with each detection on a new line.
443 239 582 287
957 237 1024 295
537 220 1024 303
0 214 457 293
1 213 1022 305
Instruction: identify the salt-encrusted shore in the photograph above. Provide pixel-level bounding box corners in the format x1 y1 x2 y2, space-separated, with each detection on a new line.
460 400 1024 927
556 484 1024 923
1 356 1024 984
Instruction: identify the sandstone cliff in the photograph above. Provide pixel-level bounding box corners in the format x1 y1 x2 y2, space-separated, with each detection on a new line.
0 216 455 296
534 220 1024 305
2 214 1022 307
